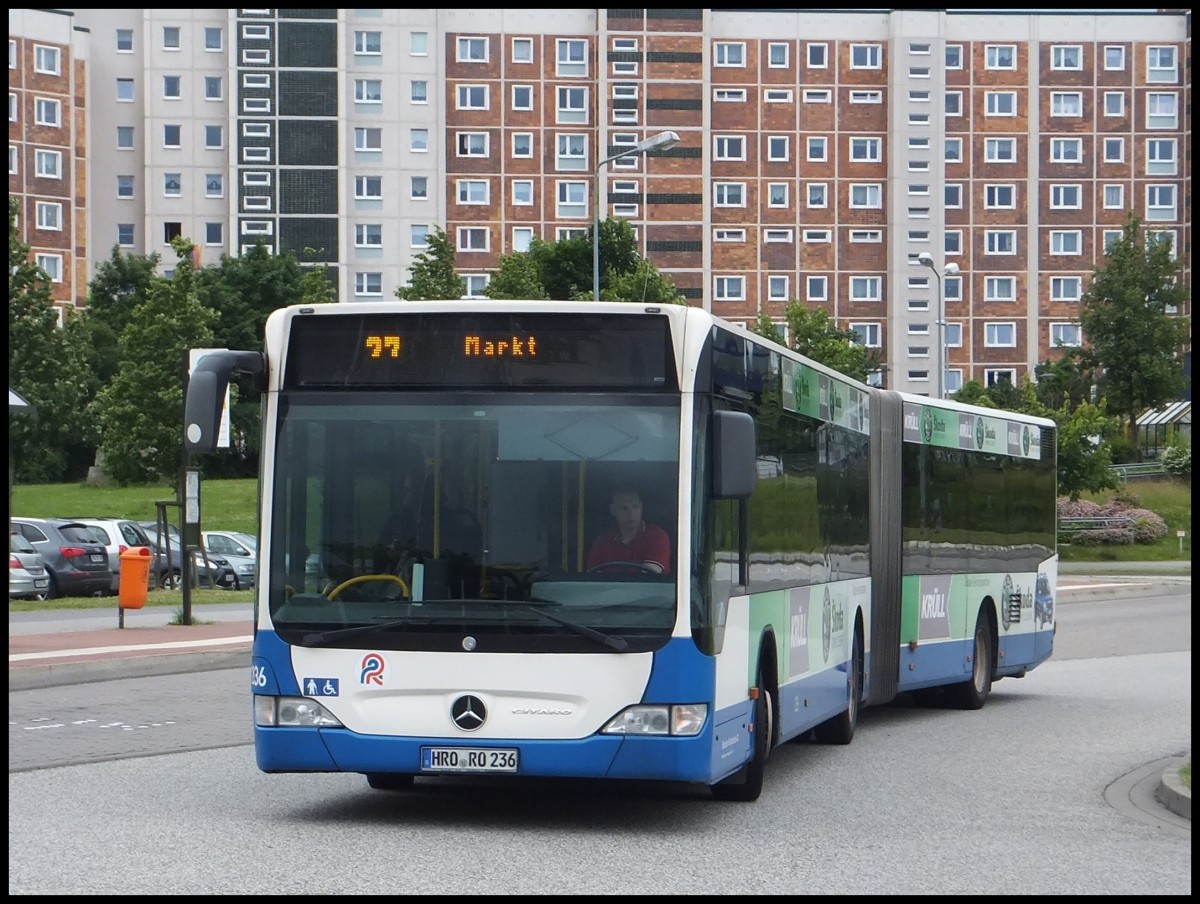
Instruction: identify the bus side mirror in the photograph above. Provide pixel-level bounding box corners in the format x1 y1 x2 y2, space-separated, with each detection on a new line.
713 410 756 499
184 350 265 454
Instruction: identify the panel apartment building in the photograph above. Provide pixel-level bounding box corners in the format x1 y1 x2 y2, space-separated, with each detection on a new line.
9 8 1190 397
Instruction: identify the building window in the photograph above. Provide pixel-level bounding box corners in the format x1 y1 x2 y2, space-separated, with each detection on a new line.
355 272 382 296
985 45 1016 69
356 79 383 104
512 133 533 158
117 175 134 198
714 276 746 301
410 32 428 56
33 148 61 179
985 323 1017 347
205 124 223 149
162 124 181 147
1050 92 1082 117
35 253 62 282
766 89 793 103
850 184 882 209
945 231 962 256
714 88 746 103
163 75 181 99
242 171 271 187
35 201 62 230
767 275 789 301
512 37 533 64
849 323 881 348
556 86 587 124
1146 93 1177 129
1050 230 1082 255
242 97 271 114
1103 45 1125 70
205 173 223 198
116 29 134 52
1102 137 1124 163
33 45 61 75
1102 184 1124 209
1050 184 1081 209
849 230 882 243
847 90 878 104
116 78 135 102
944 184 963 209
945 44 963 69
766 136 789 162
457 36 487 63
714 183 745 208
457 132 488 157
1147 46 1178 83
715 42 745 67
1050 138 1082 162
410 225 429 248
807 43 827 68
944 323 962 347
205 222 223 246
985 91 1016 117
850 44 881 69
806 137 828 162
242 146 271 164
512 85 533 111
944 91 962 117
355 224 383 247
985 277 1016 302
512 226 534 253
355 175 383 200
457 179 489 205
803 230 831 243
1103 92 1124 117
849 137 881 161
117 223 134 246
164 173 182 196
713 229 746 243
556 38 586 76
556 134 587 171
511 179 533 206
806 183 827 208
764 228 794 244
944 138 963 163
985 184 1016 209
456 84 487 110
1050 323 1082 347
34 97 61 127
1051 46 1082 70
767 42 788 68
556 181 587 218
354 30 381 55
985 137 1016 163
1145 184 1176 221
850 277 881 302
714 135 745 161
767 183 788 208
356 128 383 152
985 230 1016 255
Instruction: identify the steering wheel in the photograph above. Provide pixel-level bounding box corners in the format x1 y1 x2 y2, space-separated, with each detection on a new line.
586 561 659 574
326 574 411 600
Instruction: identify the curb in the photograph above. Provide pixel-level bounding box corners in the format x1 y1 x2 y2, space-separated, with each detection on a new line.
8 648 249 691
1156 759 1192 821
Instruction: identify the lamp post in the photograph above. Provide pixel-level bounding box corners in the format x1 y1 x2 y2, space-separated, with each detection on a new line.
593 130 680 302
917 252 960 399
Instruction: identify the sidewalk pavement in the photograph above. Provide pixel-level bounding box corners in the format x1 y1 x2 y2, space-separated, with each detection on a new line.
9 568 1189 820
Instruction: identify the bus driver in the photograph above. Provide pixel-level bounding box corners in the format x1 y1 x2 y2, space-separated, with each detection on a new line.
586 487 672 575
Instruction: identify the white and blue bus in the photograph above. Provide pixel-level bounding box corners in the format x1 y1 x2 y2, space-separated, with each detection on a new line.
186 301 1057 801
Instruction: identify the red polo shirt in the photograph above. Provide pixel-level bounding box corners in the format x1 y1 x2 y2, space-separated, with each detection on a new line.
586 521 672 574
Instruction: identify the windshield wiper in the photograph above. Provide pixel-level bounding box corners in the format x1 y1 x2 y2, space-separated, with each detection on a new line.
298 599 629 652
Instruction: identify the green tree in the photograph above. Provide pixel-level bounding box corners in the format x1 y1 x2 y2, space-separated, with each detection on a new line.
81 246 161 385
91 239 217 485
395 227 465 300
8 198 96 483
752 303 883 382
1078 212 1189 460
607 258 686 305
1032 349 1098 413
587 217 642 300
482 246 550 299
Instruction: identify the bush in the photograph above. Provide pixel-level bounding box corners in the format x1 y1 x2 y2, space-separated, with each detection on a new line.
1056 496 1168 545
1160 442 1191 482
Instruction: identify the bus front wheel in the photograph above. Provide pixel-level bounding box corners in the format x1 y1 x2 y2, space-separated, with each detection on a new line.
712 679 772 802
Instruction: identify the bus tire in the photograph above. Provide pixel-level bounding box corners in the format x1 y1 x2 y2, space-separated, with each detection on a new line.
813 622 863 745
949 611 993 710
366 773 415 791
711 678 772 802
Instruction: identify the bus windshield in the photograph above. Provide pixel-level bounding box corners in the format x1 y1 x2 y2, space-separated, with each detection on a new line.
268 391 681 653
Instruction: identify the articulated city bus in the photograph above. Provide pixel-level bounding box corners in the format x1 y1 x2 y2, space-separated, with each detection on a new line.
186 301 1057 801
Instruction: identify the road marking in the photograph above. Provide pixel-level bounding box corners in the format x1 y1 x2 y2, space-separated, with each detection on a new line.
9 635 252 663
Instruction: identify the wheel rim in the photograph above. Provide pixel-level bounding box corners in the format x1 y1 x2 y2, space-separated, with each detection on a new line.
973 625 989 691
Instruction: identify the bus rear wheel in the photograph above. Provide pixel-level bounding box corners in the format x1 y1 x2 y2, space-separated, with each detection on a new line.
949 612 993 710
366 773 415 791
813 624 863 745
712 680 772 802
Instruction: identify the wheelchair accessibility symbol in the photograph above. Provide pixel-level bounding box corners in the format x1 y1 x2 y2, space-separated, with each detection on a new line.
303 677 340 697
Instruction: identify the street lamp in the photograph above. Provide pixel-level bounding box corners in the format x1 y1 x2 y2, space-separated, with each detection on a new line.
593 130 680 301
917 252 960 399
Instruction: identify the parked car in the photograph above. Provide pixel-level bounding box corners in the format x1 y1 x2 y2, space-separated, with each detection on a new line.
9 532 51 601
10 518 114 599
58 517 157 594
136 522 237 590
201 530 257 590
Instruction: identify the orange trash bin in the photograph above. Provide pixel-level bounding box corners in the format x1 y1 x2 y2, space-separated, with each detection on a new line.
119 546 152 609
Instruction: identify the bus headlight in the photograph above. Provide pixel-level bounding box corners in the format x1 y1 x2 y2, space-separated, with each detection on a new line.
255 695 343 728
601 704 707 736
